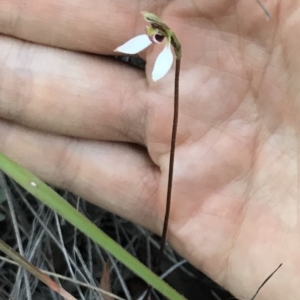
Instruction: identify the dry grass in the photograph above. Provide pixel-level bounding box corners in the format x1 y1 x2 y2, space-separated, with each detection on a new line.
0 173 234 300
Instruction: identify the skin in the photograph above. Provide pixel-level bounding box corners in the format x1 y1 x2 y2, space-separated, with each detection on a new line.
0 0 299 299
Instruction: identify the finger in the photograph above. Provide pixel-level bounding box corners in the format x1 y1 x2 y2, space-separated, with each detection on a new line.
0 0 148 54
0 119 161 233
0 35 149 144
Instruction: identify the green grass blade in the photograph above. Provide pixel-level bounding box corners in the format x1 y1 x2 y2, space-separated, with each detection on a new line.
0 152 186 300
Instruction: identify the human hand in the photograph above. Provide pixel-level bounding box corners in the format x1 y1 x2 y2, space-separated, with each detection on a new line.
0 1 298 299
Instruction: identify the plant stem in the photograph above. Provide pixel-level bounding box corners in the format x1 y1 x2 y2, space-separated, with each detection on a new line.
142 58 181 300
157 58 181 267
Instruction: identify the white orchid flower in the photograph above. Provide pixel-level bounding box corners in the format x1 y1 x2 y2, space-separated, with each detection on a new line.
114 13 175 82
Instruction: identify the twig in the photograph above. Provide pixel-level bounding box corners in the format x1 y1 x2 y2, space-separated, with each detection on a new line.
250 263 282 300
255 0 271 20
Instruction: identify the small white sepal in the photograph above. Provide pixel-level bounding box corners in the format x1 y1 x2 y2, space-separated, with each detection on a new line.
152 44 173 82
114 34 152 54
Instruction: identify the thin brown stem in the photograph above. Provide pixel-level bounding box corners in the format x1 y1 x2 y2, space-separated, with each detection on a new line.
157 58 181 266
142 59 181 300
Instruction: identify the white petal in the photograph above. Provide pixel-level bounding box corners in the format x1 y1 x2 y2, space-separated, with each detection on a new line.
114 34 152 54
152 44 173 81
